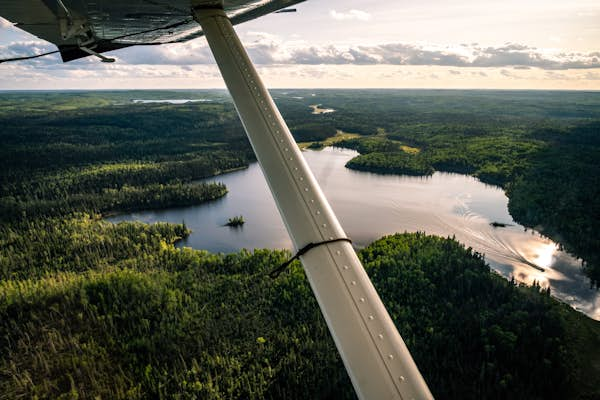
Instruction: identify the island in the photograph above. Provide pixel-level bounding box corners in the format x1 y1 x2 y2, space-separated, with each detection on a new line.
226 215 245 227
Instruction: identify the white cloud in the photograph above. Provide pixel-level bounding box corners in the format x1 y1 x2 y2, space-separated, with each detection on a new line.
241 40 600 70
0 40 59 64
329 9 371 21
3 37 600 71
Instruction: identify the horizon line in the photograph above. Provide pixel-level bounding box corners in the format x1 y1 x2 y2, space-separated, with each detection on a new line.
1 87 599 93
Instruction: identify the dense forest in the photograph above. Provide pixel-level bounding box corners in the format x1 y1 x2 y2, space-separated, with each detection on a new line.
0 90 599 399
1 225 599 399
0 92 253 222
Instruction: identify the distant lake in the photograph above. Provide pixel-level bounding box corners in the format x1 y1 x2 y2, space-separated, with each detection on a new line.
309 104 336 114
108 147 599 320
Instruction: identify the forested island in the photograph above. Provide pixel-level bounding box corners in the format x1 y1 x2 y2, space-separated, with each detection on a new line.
226 215 245 227
0 90 599 399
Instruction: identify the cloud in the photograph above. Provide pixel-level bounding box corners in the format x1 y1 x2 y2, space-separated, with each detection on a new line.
245 40 600 70
236 38 600 70
284 43 600 70
466 43 597 69
0 40 61 65
114 44 214 65
329 9 372 21
3 36 600 72
1 40 54 56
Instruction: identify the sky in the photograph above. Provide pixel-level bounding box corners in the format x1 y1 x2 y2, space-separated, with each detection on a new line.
1 0 599 90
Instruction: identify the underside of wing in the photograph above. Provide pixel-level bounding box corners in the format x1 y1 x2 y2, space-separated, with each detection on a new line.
0 0 304 62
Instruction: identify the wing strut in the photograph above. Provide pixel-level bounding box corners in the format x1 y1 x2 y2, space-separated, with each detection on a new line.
192 7 433 400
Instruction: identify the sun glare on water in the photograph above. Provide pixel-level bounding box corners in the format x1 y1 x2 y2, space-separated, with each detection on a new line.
532 242 557 270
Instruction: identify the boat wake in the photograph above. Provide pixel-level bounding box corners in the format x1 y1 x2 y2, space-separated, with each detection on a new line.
439 196 547 273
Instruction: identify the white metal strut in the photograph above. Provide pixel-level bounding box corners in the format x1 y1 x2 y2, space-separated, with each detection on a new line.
193 7 433 400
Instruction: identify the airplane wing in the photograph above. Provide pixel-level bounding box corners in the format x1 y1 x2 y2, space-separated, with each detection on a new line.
0 0 304 62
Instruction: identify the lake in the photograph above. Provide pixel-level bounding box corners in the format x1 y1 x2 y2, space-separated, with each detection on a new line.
108 147 600 320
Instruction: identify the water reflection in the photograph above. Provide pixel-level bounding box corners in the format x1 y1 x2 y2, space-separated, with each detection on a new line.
108 147 599 320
